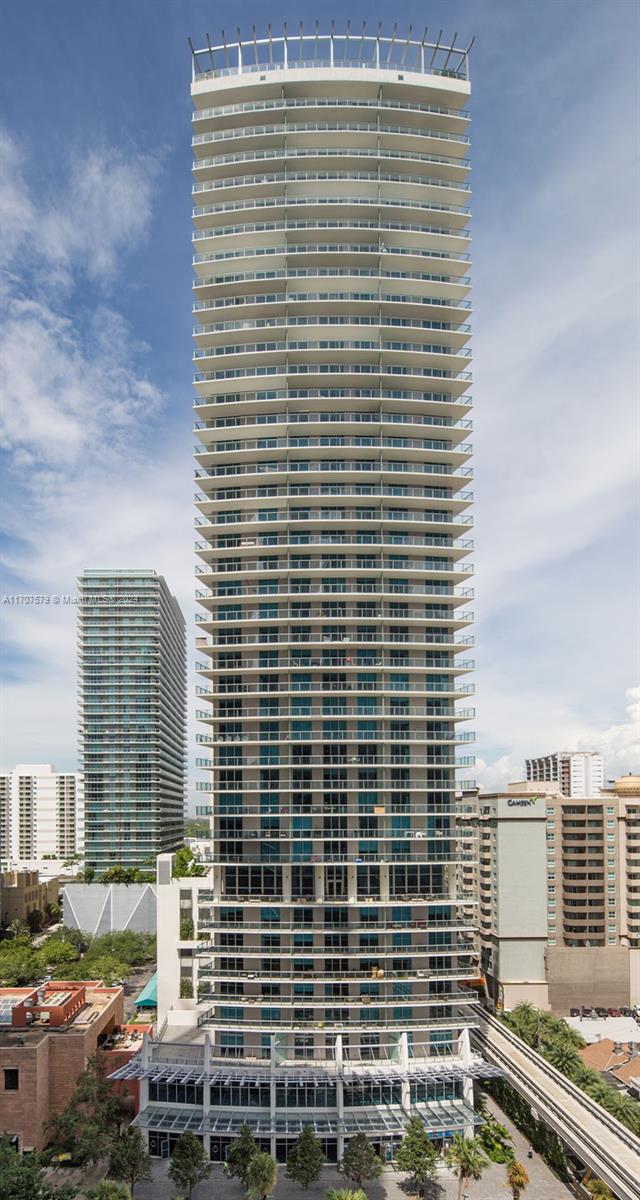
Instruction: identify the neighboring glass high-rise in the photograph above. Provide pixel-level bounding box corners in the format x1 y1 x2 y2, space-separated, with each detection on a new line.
78 570 186 873
168 25 487 1163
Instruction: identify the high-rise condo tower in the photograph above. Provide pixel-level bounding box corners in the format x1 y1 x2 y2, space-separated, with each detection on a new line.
78 570 186 874
118 27 494 1166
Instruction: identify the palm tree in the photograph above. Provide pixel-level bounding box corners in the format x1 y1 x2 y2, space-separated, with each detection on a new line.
245 1151 278 1200
614 1096 640 1135
544 1040 580 1077
508 1003 538 1047
7 918 29 940
326 1191 369 1200
506 1160 529 1200
445 1134 488 1200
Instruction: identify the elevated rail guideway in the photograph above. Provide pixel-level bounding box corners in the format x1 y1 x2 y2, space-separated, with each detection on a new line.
474 1009 640 1200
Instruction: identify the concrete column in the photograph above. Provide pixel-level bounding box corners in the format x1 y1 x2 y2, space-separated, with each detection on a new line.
399 1030 411 1112
314 863 324 901
282 864 292 902
379 863 390 901
347 865 357 902
270 1034 277 1160
458 1027 474 1138
203 1033 211 1116
335 1034 345 1159
138 1031 151 1110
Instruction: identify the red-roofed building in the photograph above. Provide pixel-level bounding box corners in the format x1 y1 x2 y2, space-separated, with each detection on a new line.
0 980 144 1151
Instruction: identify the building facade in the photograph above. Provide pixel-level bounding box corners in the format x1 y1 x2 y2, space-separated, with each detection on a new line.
78 571 187 874
525 751 604 798
0 870 61 930
0 981 129 1152
63 882 157 936
0 765 83 867
112 27 499 1166
466 777 640 1012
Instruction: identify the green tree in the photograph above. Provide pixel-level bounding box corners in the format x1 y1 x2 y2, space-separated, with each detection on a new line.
0 941 39 985
477 1111 515 1163
339 1134 382 1188
245 1151 278 1200
47 1053 126 1167
36 938 80 974
185 818 209 838
67 955 129 986
180 915 195 940
224 1124 260 1185
445 1134 488 1200
0 1136 76 1199
326 1190 368 1200
286 1124 325 1189
86 1184 130 1200
394 1115 438 1193
100 867 136 884
506 1160 529 1200
180 977 194 998
7 918 30 940
173 847 206 878
168 1132 211 1200
82 865 96 882
27 908 44 934
109 1127 151 1197
587 1181 614 1200
544 1040 580 1077
61 854 83 871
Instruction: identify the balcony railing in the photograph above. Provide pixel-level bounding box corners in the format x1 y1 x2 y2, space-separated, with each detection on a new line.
191 97 471 124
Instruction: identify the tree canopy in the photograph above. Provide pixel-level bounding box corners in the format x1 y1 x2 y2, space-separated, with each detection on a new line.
224 1124 259 1186
109 1127 151 1196
394 1115 438 1191
286 1125 325 1189
503 1003 640 1136
245 1151 278 1200
445 1135 488 1200
0 1136 76 1200
339 1134 382 1187
168 1132 211 1199
46 1053 127 1167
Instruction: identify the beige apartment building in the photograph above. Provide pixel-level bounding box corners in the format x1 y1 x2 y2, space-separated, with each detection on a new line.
463 775 640 1012
0 870 61 930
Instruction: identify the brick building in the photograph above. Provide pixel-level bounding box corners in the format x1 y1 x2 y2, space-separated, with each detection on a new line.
0 980 139 1152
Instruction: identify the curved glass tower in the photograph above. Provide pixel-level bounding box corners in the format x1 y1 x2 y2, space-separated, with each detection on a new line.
187 27 483 1164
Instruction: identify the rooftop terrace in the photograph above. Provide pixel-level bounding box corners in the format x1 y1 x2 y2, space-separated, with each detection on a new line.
190 24 473 84
0 980 123 1043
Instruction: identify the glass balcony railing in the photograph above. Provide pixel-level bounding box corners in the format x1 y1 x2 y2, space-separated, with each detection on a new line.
193 121 470 148
193 194 471 218
193 168 471 195
192 96 470 124
193 218 471 242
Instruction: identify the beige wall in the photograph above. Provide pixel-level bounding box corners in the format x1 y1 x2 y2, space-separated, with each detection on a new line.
0 871 60 925
547 945 632 1012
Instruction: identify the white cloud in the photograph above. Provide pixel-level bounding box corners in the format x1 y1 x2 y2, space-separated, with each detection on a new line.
0 131 159 286
0 298 161 469
39 148 159 284
474 687 640 792
0 126 178 778
0 130 35 270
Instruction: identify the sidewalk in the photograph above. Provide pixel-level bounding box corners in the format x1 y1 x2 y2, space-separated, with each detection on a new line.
129 1105 574 1200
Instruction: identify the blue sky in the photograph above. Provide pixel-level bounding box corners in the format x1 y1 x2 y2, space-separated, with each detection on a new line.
1 0 638 799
